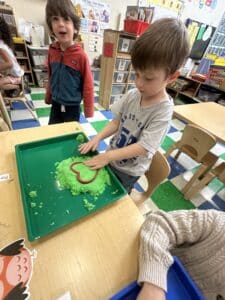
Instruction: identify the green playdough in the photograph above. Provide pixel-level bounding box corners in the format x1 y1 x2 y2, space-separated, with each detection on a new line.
76 133 85 143
55 156 111 196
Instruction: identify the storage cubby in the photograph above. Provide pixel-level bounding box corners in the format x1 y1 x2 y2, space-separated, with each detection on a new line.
99 30 137 109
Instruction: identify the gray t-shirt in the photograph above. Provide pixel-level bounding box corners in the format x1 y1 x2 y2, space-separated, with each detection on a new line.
108 88 174 176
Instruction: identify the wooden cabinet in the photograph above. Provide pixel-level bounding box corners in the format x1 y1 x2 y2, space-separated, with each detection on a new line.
13 39 35 85
99 30 137 110
167 75 225 106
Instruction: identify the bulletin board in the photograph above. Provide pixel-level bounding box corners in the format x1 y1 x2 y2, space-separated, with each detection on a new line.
72 0 110 57
138 0 184 21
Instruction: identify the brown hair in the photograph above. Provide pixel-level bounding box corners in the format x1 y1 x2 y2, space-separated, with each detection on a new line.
45 0 80 40
131 18 190 76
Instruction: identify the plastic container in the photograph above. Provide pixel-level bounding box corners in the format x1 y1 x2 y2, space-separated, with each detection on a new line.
124 20 150 35
112 84 125 95
15 132 127 241
128 71 136 83
110 94 123 105
115 59 130 71
113 71 128 83
27 45 48 69
118 37 135 53
110 257 204 300
33 68 48 88
127 84 136 92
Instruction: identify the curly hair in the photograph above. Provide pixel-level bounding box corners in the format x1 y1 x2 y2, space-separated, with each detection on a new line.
46 0 80 40
0 16 13 49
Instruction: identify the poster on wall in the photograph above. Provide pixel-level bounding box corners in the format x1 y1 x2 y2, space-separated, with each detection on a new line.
182 0 224 27
73 0 110 34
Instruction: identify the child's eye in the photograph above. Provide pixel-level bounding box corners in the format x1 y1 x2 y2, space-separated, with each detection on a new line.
51 16 59 22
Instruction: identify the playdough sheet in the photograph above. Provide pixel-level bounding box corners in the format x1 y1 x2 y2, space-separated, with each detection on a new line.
15 132 126 241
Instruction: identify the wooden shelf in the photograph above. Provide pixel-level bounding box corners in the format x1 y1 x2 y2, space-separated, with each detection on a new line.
167 75 225 105
99 30 137 109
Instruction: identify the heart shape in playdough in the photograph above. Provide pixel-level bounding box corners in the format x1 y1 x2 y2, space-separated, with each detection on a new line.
70 162 99 184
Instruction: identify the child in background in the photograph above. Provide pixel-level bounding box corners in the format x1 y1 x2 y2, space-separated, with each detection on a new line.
137 209 225 300
0 17 24 95
80 18 190 193
45 0 94 124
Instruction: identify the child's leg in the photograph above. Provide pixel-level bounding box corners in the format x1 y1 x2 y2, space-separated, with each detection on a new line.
63 105 80 122
49 101 63 124
109 165 140 194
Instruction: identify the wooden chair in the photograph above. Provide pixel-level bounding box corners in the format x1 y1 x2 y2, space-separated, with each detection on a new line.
0 116 9 131
130 151 171 206
184 162 225 200
3 77 37 120
165 124 218 198
0 92 12 130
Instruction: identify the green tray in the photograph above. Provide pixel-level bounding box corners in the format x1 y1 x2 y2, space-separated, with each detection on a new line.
15 132 127 241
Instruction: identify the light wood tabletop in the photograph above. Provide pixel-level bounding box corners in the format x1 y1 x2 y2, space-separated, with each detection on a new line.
174 102 225 144
0 122 144 300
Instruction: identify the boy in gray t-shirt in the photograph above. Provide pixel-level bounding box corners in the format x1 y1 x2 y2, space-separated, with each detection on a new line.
80 18 190 193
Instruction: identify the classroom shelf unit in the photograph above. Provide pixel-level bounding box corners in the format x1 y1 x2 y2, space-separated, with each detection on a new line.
167 75 225 106
14 40 35 86
99 30 137 110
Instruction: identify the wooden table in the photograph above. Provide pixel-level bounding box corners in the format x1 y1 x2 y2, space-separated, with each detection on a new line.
174 102 225 144
0 122 144 299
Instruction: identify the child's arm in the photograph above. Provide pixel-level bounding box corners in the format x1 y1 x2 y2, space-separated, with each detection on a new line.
84 142 147 169
137 282 165 300
81 53 94 118
0 49 13 71
79 119 120 154
138 209 222 294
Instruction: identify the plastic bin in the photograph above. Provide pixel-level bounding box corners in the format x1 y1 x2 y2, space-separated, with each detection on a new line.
115 59 130 71
27 45 48 69
110 94 123 105
127 84 136 92
118 37 135 53
128 71 136 83
33 68 48 88
124 20 150 35
110 257 204 300
112 84 125 95
113 71 128 83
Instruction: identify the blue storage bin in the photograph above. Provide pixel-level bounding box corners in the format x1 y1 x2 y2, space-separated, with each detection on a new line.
110 257 205 300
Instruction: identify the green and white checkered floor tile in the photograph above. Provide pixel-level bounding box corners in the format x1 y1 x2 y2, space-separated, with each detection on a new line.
10 87 225 213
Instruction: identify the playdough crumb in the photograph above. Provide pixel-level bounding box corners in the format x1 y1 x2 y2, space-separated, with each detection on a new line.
83 199 95 211
29 191 37 198
50 221 55 226
30 202 36 208
76 133 85 143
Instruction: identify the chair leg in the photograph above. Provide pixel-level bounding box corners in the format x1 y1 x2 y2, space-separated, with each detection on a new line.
20 99 37 120
185 172 214 200
182 164 208 196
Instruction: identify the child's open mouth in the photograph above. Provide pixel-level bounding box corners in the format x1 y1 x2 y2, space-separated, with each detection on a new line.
59 31 67 36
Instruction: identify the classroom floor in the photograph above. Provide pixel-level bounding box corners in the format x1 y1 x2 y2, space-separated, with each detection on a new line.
9 87 225 214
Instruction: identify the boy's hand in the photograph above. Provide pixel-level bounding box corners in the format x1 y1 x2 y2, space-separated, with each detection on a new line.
79 137 100 154
84 153 110 169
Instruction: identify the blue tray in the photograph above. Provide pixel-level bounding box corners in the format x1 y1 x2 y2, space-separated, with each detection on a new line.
110 257 205 300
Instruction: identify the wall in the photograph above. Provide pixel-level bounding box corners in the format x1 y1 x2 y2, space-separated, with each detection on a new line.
6 0 136 31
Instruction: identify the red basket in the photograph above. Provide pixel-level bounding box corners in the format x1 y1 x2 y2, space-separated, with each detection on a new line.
124 20 150 35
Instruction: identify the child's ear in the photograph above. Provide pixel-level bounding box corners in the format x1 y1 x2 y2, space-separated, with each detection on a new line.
167 70 180 83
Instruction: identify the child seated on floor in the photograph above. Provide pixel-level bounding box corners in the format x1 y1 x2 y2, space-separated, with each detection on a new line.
79 18 190 194
0 17 24 97
137 209 225 300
